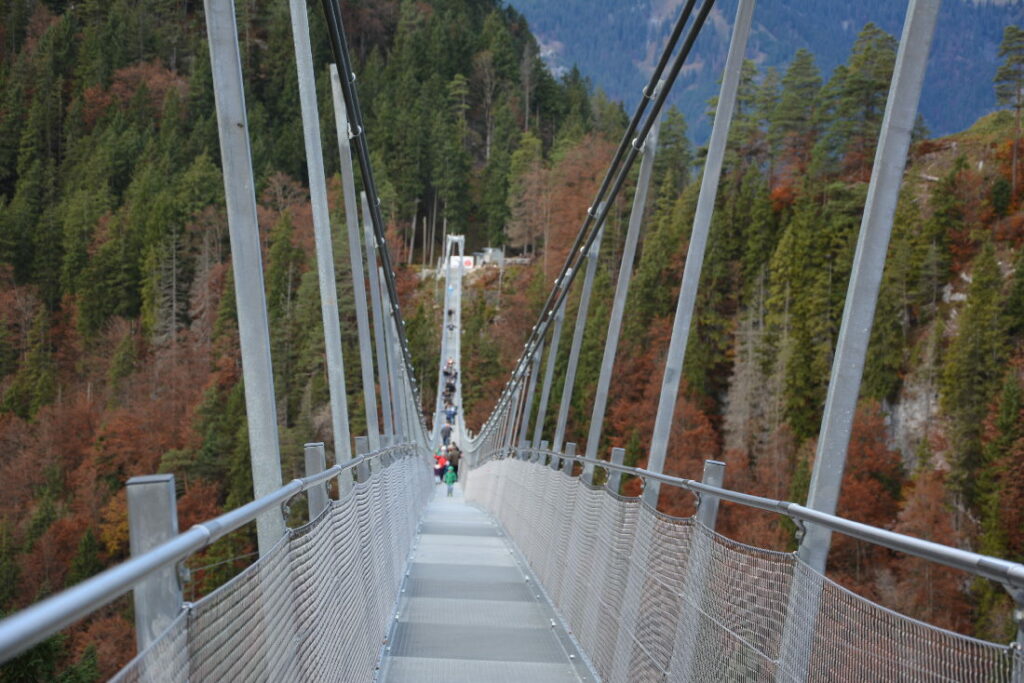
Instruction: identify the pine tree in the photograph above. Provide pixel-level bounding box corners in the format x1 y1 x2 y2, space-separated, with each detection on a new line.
1 305 57 419
834 24 897 180
65 529 103 588
653 106 692 194
941 241 1007 507
995 25 1024 195
1005 248 1024 341
265 210 305 428
506 130 544 253
770 48 822 177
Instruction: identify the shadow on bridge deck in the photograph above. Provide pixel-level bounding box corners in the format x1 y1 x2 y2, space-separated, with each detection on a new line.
379 484 592 682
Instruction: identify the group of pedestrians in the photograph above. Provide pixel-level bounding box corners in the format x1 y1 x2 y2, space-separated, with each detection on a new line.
437 356 461 497
434 443 461 496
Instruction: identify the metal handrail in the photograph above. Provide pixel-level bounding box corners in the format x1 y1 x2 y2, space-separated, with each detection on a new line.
477 448 1024 591
0 444 417 663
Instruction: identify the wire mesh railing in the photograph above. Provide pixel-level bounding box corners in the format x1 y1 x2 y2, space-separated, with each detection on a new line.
110 450 430 681
465 454 1024 682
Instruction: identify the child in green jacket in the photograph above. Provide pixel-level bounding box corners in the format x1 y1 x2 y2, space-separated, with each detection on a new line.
443 464 457 497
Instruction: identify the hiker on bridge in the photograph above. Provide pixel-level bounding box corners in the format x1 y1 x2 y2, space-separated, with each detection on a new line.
433 449 447 483
444 402 457 423
440 421 452 446
443 464 457 497
446 443 461 475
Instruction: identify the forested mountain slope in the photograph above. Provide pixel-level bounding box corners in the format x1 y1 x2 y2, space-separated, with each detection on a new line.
0 0 591 677
1 0 1023 679
458 20 1024 650
507 0 1024 140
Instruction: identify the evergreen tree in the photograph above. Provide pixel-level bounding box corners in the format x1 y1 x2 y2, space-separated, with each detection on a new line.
941 241 1007 507
653 106 692 193
995 25 1024 194
770 48 822 176
265 211 306 428
2 305 57 418
832 24 897 180
65 530 103 588
506 130 543 253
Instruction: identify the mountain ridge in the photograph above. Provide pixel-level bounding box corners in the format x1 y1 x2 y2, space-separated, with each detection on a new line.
507 0 1024 141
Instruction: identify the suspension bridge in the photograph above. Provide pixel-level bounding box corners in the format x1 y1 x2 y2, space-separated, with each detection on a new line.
1 0 1023 680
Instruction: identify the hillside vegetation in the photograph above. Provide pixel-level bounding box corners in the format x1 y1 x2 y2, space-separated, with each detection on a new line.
458 23 1024 647
507 0 1024 139
0 0 1022 679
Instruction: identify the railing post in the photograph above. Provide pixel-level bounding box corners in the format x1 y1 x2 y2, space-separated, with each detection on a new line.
329 64 380 453
537 439 549 465
670 459 726 679
355 435 370 483
563 442 577 477
696 460 725 529
304 442 329 519
643 0 754 508
1013 596 1024 683
779 3 940 679
584 115 660 465
126 475 181 652
203 0 285 554
287 0 352 486
606 447 626 494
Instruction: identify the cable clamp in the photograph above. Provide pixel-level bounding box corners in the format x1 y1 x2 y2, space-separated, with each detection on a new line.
631 136 644 151
587 206 597 218
793 518 808 544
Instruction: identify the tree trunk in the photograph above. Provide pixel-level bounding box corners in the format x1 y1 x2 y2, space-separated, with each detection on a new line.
428 192 438 267
1014 102 1020 198
408 209 415 265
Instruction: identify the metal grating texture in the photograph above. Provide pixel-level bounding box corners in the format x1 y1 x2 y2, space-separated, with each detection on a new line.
111 447 432 682
380 485 584 682
465 457 1023 682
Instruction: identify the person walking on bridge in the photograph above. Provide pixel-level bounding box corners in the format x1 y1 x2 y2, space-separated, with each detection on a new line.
443 464 457 497
433 448 447 483
446 443 461 476
440 421 452 446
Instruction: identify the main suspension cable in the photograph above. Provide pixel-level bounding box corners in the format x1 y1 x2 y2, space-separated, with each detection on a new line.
319 0 426 431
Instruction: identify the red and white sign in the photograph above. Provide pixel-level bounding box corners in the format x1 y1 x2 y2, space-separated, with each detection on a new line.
448 255 475 269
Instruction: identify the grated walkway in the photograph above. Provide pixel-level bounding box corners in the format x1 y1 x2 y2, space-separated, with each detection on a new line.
379 483 590 682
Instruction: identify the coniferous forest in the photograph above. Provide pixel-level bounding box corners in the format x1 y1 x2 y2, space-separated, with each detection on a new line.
1 0 1024 679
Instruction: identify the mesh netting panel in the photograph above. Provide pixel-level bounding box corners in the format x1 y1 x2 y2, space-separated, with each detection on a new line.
109 609 189 683
111 450 431 682
465 458 1020 682
785 562 1020 682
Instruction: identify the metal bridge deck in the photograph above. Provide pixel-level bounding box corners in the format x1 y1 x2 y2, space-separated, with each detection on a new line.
379 484 589 682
